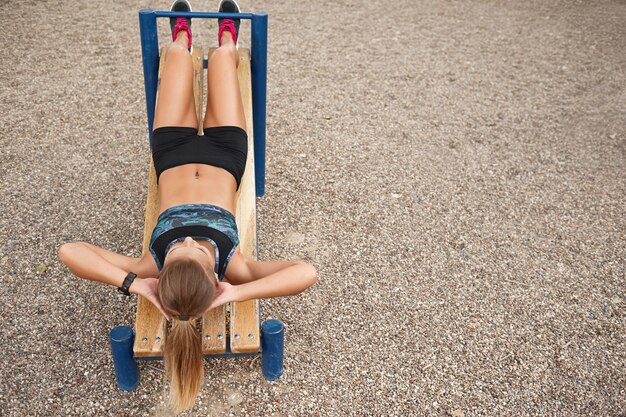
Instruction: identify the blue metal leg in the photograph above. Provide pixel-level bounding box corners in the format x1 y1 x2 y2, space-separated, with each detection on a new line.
138 9 160 148
109 326 140 391
261 319 284 380
250 12 268 197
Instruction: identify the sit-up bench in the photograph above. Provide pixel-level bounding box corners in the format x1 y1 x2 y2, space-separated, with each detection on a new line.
134 44 261 358
108 9 284 391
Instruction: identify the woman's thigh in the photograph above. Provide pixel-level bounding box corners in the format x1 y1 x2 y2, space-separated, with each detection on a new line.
153 44 198 130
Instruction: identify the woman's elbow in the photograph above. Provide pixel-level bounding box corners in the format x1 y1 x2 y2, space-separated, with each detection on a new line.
58 243 71 265
58 242 81 266
301 263 318 288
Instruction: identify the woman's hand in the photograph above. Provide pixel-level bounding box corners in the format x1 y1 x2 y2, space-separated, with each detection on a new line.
208 280 239 310
131 277 171 320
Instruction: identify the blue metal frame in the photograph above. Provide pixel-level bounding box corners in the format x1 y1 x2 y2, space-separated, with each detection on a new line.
116 9 283 391
128 321 283 375
138 9 267 197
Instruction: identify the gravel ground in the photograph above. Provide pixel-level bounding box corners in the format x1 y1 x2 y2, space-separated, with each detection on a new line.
1 0 625 416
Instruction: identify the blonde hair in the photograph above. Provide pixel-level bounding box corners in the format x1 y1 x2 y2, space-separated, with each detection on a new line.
158 258 215 413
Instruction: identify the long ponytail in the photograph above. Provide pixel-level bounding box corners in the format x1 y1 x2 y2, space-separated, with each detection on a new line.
164 319 204 412
158 258 215 413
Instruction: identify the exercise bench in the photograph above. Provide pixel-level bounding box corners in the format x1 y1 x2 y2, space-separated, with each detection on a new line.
108 9 284 391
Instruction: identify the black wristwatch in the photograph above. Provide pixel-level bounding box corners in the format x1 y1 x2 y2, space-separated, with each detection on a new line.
118 272 137 296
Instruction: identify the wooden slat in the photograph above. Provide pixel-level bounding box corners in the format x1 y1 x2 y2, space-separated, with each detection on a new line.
134 46 214 357
194 46 228 354
191 47 204 132
202 305 227 354
134 47 171 358
230 49 261 354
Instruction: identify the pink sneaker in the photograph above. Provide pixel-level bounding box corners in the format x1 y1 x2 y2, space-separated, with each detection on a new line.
218 0 240 46
170 0 192 50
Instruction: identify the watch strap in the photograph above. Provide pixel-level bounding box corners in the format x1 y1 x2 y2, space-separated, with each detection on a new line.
118 272 137 296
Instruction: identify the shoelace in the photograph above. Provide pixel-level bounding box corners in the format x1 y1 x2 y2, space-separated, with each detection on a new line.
219 19 237 45
174 17 189 33
173 18 192 49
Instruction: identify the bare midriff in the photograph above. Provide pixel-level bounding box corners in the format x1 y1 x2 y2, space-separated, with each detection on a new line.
157 164 237 215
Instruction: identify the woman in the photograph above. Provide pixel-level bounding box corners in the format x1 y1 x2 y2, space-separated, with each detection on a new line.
58 0 317 412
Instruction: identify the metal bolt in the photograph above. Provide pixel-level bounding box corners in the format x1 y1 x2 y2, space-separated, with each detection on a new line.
155 337 161 343
234 334 240 340
217 334 223 340
141 337 148 343
248 333 254 339
205 335 211 340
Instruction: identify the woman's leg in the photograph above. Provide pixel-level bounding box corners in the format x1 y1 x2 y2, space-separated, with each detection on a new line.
153 33 198 130
203 31 247 131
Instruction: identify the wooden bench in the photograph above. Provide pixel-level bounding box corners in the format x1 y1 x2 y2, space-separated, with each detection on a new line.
133 45 260 359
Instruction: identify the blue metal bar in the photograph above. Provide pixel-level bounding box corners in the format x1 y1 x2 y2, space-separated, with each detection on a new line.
261 320 284 380
109 326 140 391
250 12 268 197
138 9 159 147
154 11 256 19
136 351 258 361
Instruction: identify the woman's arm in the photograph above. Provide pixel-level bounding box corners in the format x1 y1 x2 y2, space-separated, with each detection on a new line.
58 242 158 283
59 242 137 287
234 260 317 301
212 256 317 308
58 242 169 318
225 252 307 284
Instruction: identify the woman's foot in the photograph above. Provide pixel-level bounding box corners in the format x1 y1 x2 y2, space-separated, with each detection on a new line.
170 0 193 50
218 0 241 46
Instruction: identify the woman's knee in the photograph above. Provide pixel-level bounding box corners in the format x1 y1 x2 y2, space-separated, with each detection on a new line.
167 42 192 59
209 45 238 66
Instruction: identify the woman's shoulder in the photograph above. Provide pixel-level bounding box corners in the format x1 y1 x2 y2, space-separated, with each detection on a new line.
223 251 252 284
135 253 160 278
